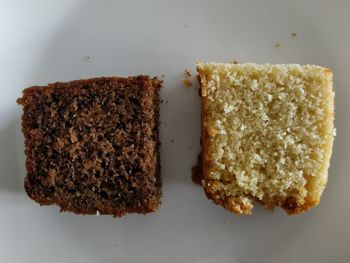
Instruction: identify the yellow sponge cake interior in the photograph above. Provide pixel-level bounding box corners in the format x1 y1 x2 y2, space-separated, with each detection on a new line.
197 62 335 215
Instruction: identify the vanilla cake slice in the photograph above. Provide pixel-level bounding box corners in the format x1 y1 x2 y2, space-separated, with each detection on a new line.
196 62 335 215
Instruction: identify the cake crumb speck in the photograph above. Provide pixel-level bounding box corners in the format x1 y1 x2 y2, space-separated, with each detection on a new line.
230 60 239 64
184 69 192 77
182 78 192 87
183 69 193 88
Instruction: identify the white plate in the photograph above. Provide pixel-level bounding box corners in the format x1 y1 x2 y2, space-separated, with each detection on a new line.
1 0 349 262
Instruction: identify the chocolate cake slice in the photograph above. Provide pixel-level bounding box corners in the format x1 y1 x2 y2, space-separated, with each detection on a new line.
17 76 162 217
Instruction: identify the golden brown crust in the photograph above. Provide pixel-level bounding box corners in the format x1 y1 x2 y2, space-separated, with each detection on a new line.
198 66 253 215
203 180 253 215
191 152 202 185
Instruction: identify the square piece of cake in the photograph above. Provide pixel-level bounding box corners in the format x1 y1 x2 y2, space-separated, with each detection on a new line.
196 62 335 215
18 76 162 217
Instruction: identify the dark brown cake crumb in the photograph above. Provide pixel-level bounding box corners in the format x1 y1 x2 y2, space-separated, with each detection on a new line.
182 69 193 88
184 69 192 77
17 76 162 217
292 32 297 37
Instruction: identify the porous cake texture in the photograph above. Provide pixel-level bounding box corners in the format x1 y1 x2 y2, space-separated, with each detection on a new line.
196 62 335 215
17 76 162 217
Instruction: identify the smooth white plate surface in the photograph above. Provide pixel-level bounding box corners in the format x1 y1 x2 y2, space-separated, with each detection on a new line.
1 0 349 262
